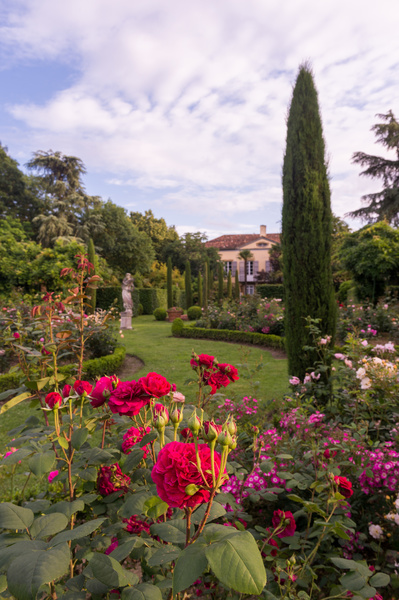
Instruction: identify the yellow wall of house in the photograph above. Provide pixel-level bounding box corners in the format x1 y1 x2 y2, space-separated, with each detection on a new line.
218 240 276 272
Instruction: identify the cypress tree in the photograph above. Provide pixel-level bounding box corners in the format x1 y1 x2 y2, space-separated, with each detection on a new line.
198 272 203 307
282 63 336 380
218 263 224 303
207 259 212 298
227 270 232 299
234 269 240 300
185 260 193 309
167 256 173 308
203 265 208 312
87 238 97 313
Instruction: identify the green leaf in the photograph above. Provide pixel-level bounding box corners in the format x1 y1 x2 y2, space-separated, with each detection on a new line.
83 447 116 465
0 503 34 530
46 500 85 519
140 432 158 447
23 500 51 514
259 461 274 474
120 492 152 518
143 496 169 520
147 545 181 567
205 531 267 595
122 583 162 600
122 448 144 473
0 392 32 414
50 518 105 546
30 513 68 539
173 543 208 594
0 541 47 573
1 447 32 466
0 573 6 593
340 571 368 592
71 427 89 450
369 572 390 587
150 519 190 544
7 543 70 600
57 436 69 449
89 553 135 588
191 501 226 524
28 451 55 477
109 537 143 562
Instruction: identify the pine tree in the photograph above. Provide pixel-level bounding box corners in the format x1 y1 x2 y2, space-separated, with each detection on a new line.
185 260 193 309
167 256 173 308
87 238 97 313
198 272 203 307
282 63 336 380
227 270 232 299
234 269 240 300
218 263 224 303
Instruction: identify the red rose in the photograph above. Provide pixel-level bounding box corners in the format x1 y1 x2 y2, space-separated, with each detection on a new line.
204 371 230 394
62 384 72 398
73 380 93 396
191 354 215 369
218 363 239 382
97 463 131 496
272 510 296 538
151 441 224 508
90 376 119 408
45 392 62 409
122 426 151 457
108 380 150 417
139 372 171 398
180 427 193 439
334 476 353 498
105 537 119 555
13 332 20 339
123 515 151 535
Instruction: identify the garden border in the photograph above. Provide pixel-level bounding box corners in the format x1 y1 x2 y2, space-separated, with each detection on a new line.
171 323 285 351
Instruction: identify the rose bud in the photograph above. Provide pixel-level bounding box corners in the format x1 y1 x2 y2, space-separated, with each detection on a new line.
62 384 72 399
152 403 169 429
202 421 222 442
170 406 184 424
187 410 202 435
45 392 63 409
226 416 237 436
217 429 233 448
73 380 93 397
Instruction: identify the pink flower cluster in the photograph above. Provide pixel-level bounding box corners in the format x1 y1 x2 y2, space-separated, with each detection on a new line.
217 397 258 421
279 408 325 432
122 426 151 456
356 444 399 494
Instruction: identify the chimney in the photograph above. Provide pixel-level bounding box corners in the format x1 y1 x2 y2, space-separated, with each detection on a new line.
260 224 266 237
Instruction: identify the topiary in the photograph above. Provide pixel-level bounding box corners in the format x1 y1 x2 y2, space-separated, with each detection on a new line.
171 318 184 336
138 303 144 315
187 305 202 321
153 307 167 321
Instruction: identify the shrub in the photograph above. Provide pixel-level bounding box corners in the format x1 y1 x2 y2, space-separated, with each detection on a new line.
172 324 285 350
84 328 118 359
256 284 284 299
187 305 202 320
138 303 144 315
153 307 167 321
337 280 354 304
171 317 184 336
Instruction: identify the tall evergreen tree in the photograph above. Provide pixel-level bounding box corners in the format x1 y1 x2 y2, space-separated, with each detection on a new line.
167 256 173 308
227 270 232 299
234 269 240 300
218 263 224 303
87 238 97 313
198 272 203 307
203 262 208 312
185 260 193 308
282 63 336 380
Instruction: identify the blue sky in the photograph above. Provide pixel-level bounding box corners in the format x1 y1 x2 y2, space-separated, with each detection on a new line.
1 0 398 239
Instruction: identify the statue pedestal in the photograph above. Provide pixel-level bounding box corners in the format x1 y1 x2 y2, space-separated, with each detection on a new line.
120 310 132 330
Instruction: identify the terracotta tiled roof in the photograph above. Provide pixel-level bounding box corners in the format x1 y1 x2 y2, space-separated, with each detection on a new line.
205 233 281 250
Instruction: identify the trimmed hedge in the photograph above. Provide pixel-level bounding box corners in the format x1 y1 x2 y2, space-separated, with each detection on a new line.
0 346 127 393
172 324 285 351
96 287 140 317
256 284 284 299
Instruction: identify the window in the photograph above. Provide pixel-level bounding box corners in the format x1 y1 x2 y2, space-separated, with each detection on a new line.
224 261 233 273
246 285 255 295
256 242 268 247
246 261 254 275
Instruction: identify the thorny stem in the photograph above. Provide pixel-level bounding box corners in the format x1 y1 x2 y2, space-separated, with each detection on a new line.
101 420 107 449
185 507 193 545
188 489 217 545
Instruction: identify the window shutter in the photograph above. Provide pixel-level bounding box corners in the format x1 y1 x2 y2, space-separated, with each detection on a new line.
266 260 271 273
239 262 245 277
232 261 237 275
254 261 259 276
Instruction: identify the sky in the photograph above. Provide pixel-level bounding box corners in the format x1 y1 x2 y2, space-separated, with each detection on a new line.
1 0 398 240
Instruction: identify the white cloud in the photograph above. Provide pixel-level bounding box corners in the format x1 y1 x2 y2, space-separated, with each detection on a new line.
1 0 399 231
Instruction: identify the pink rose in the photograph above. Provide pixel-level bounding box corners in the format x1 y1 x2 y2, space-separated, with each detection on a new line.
105 537 119 555
151 441 224 508
172 391 185 403
48 470 59 482
139 372 171 398
90 376 119 408
108 380 150 417
97 463 131 496
73 380 93 396
272 510 296 538
13 332 20 339
45 392 62 409
122 426 151 457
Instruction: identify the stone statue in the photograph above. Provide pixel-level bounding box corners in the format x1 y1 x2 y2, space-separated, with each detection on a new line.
121 273 134 329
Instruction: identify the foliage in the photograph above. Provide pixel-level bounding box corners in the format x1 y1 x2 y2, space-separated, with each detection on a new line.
171 317 184 335
187 306 203 321
336 301 399 343
218 262 224 303
84 326 119 359
139 289 166 315
257 284 285 299
198 272 203 307
166 256 173 309
161 231 221 277
130 209 179 262
0 217 42 293
87 238 97 313
153 307 167 321
282 63 336 379
348 110 399 225
339 221 399 303
173 323 285 351
184 260 193 309
227 270 232 299
234 268 240 299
